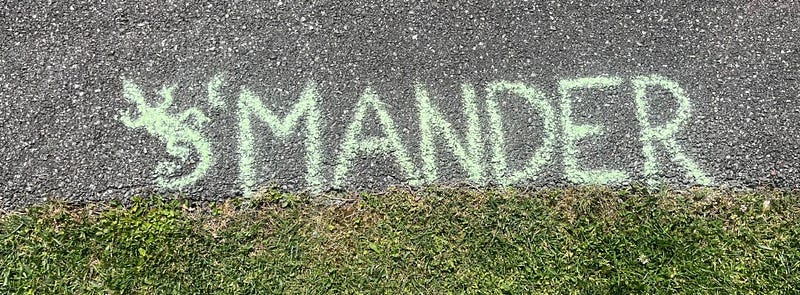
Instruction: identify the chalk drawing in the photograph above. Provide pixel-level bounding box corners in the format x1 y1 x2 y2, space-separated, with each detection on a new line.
632 75 713 186
334 87 420 188
559 76 630 185
207 72 226 108
237 82 324 193
416 83 484 184
119 79 214 189
120 73 714 192
486 81 557 186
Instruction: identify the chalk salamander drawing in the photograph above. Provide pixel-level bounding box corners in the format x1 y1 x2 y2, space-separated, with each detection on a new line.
119 79 214 189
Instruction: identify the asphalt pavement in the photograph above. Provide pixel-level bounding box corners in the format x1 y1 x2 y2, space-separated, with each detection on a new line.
1 1 798 209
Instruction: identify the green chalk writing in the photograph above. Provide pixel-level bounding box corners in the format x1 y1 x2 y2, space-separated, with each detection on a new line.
122 73 715 192
559 76 630 184
207 72 226 108
632 75 713 186
486 81 557 186
334 87 419 188
119 79 214 189
416 83 484 184
237 82 323 193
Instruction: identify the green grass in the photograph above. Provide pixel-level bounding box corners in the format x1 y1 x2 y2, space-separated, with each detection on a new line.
1 187 799 294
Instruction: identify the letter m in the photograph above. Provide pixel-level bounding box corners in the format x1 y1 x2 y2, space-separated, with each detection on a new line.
237 82 323 194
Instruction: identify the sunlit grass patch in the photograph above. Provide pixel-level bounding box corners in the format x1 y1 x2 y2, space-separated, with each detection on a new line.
1 187 799 294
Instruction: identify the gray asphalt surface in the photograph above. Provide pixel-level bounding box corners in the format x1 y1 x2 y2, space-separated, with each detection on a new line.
1 1 799 209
